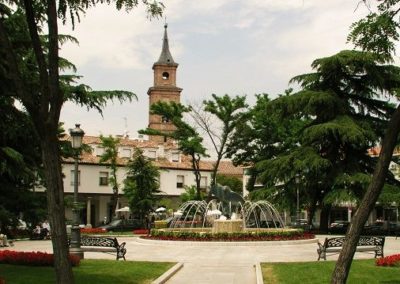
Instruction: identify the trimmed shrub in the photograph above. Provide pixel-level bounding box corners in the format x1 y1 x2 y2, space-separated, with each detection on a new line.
147 229 314 241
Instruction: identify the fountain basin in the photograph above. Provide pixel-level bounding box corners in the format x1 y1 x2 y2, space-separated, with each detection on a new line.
212 219 244 234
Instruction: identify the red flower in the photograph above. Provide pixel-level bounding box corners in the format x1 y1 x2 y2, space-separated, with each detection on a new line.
133 229 149 235
0 250 80 267
80 228 106 234
376 254 400 267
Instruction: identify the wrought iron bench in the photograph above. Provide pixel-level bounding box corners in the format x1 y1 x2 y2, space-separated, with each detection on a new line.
69 236 127 260
317 236 385 261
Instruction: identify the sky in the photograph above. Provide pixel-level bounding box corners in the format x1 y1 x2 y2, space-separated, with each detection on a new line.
59 0 370 139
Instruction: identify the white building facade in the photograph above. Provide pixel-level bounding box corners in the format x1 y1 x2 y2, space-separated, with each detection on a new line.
61 136 213 227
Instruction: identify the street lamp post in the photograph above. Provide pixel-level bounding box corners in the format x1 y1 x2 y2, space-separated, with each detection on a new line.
295 174 301 226
69 124 85 259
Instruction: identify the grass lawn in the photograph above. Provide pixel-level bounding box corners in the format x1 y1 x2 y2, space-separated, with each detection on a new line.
262 259 400 284
0 259 174 284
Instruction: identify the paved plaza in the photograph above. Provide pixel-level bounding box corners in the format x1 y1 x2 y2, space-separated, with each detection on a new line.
8 235 400 283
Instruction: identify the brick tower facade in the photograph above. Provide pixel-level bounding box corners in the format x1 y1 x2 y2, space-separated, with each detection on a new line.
148 24 182 143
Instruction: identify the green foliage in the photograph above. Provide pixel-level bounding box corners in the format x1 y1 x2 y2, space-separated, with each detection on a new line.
150 228 309 241
215 174 242 194
0 96 44 232
57 0 164 27
195 94 248 185
227 93 305 193
139 101 208 199
348 1 400 62
252 49 400 217
123 149 161 222
99 135 120 188
180 185 204 202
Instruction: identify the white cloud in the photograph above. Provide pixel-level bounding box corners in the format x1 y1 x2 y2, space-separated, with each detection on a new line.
59 1 378 137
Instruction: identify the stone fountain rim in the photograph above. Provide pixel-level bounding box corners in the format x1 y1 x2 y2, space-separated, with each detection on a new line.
135 236 319 246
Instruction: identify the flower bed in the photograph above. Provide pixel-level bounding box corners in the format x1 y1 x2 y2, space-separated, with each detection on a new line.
0 250 80 266
80 228 107 234
133 229 149 235
376 254 400 267
145 229 314 242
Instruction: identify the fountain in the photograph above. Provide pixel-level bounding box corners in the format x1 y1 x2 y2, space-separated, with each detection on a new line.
168 199 285 233
146 185 315 242
166 185 285 234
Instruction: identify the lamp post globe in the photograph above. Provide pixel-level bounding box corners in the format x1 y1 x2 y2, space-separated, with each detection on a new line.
69 124 85 259
70 124 85 148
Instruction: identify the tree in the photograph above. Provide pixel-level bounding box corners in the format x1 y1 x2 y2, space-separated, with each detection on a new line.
139 101 208 199
226 93 303 193
254 50 400 232
0 2 162 283
215 174 242 194
180 185 203 202
0 96 45 233
123 149 160 224
332 1 400 282
190 94 247 186
99 135 121 215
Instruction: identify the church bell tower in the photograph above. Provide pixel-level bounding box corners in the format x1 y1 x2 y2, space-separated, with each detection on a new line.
148 24 182 143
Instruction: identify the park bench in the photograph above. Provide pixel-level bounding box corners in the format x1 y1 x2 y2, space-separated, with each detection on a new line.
69 236 126 260
317 236 385 261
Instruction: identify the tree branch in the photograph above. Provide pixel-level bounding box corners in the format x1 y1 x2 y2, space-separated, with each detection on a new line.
23 0 50 124
47 0 62 125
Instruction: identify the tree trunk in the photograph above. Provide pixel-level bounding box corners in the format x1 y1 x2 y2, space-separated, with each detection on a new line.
319 204 331 232
41 132 74 284
331 105 400 284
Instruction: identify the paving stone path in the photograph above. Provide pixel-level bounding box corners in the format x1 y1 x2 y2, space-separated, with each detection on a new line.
8 235 400 284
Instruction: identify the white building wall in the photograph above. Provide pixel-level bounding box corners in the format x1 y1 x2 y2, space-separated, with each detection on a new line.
63 163 212 197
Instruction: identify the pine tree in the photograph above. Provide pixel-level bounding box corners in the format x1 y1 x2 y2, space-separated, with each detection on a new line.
124 149 160 224
257 50 400 229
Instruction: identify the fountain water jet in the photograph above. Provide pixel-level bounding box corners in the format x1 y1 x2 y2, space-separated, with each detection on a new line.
168 198 285 233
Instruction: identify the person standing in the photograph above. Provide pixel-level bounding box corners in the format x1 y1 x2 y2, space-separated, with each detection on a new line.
0 231 9 247
42 220 51 239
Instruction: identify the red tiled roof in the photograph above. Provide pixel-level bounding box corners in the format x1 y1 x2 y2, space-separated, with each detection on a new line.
368 146 400 157
217 160 243 176
62 135 213 171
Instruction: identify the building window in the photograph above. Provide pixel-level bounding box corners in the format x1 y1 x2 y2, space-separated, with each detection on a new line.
147 150 157 160
162 116 170 123
200 176 208 189
162 72 169 80
70 170 81 186
99 172 109 186
121 148 132 158
177 175 184 188
171 152 179 162
95 146 104 156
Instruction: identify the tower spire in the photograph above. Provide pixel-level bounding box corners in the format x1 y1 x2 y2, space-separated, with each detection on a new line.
156 23 175 64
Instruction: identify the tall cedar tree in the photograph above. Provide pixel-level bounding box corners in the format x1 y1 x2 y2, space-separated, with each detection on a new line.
0 2 161 283
139 101 208 199
258 50 399 230
99 135 121 215
0 96 46 233
332 1 400 283
190 94 247 186
124 149 160 224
